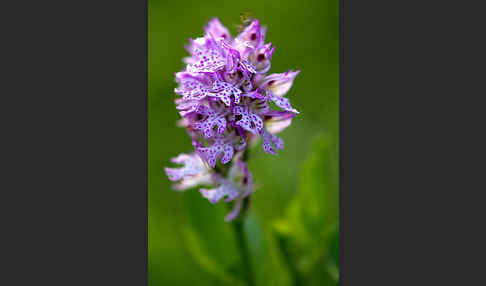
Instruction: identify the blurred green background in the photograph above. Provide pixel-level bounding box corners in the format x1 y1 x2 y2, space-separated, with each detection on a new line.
149 0 338 285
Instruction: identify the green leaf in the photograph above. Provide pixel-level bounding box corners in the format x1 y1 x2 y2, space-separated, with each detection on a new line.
182 190 244 285
273 133 339 282
183 191 292 286
244 212 292 286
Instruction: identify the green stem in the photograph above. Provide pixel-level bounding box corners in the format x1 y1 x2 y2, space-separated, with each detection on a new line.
230 145 254 285
232 210 255 286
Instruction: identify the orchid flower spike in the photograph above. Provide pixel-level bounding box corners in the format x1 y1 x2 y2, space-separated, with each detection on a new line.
165 17 300 221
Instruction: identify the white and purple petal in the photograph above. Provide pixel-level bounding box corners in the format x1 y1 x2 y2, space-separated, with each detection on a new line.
174 172 213 191
236 19 263 50
187 37 226 73
262 70 300 97
204 17 232 41
248 43 274 74
263 110 296 134
240 59 256 74
200 179 240 204
175 72 213 101
220 40 240 73
164 153 209 183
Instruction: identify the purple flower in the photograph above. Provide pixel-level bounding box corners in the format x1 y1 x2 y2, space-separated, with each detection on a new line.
235 20 264 56
261 70 300 114
192 104 228 138
200 155 253 221
233 98 269 134
197 136 235 167
165 17 300 220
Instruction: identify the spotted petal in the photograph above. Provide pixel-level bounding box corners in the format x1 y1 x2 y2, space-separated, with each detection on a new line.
175 72 213 100
240 59 256 74
175 82 212 101
195 112 226 138
234 105 263 134
175 98 201 117
268 94 299 114
211 80 242 106
197 140 234 167
261 130 284 155
187 38 226 73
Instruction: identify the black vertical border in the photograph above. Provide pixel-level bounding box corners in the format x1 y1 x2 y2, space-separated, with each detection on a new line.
340 0 486 285
145 0 149 283
1 0 148 284
144 0 149 284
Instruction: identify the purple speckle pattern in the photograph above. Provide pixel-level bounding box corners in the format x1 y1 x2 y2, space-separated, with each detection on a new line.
187 39 226 73
268 94 299 114
240 59 257 74
192 105 227 138
261 130 284 155
234 105 263 134
212 80 242 105
164 17 300 221
196 137 235 167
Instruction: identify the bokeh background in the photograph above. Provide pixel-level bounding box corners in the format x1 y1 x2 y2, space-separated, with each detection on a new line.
149 0 338 285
